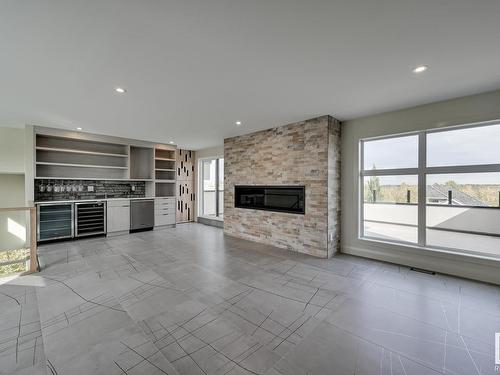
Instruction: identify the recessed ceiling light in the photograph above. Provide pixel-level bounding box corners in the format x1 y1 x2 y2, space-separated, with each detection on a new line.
169 141 175 144
235 121 242 126
115 87 126 93
76 127 82 130
412 65 429 73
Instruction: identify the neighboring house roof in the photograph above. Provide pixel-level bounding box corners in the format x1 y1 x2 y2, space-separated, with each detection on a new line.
426 183 487 206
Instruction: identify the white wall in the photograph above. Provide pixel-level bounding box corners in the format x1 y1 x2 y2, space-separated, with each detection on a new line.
0 127 26 207
194 145 223 220
196 145 223 159
0 174 25 208
0 174 27 251
0 127 24 174
0 127 28 250
341 89 500 284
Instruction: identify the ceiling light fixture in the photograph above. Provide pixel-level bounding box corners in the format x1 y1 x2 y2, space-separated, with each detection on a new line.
115 87 126 93
235 121 242 126
412 65 429 74
76 127 82 130
169 141 175 144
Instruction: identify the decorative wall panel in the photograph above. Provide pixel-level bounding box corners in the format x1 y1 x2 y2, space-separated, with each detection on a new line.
176 149 195 222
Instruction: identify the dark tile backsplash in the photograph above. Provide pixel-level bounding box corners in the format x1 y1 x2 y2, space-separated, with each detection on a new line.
35 180 146 202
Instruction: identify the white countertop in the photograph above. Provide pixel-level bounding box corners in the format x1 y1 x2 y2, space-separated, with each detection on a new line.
34 197 165 204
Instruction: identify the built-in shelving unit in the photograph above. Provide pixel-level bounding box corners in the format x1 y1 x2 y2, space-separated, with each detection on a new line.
155 183 176 197
155 171 176 180
33 129 179 202
155 148 175 159
154 147 176 197
130 146 154 180
36 135 129 155
35 177 147 181
35 134 130 180
35 146 129 158
36 164 129 180
155 157 176 161
31 127 183 234
36 162 128 169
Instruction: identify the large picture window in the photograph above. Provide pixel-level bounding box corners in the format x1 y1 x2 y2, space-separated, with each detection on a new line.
200 158 224 219
360 121 500 258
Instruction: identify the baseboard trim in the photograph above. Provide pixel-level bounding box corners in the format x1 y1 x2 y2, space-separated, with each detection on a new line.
106 230 129 237
154 224 176 230
198 216 224 228
343 243 500 285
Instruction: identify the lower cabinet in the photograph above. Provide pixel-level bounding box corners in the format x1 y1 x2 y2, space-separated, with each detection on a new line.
107 199 130 235
154 197 176 226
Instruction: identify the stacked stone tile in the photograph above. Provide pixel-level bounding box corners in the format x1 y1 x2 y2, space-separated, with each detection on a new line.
224 115 341 258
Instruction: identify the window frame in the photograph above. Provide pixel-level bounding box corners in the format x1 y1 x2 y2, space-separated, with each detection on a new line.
359 119 500 258
198 156 224 219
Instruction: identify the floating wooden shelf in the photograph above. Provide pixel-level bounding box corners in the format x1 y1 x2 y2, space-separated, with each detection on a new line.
155 179 176 183
154 157 176 161
36 162 128 169
35 177 133 181
36 134 128 156
35 146 128 158
154 168 176 172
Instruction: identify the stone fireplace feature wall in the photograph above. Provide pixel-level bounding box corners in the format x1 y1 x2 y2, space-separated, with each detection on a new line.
224 115 341 258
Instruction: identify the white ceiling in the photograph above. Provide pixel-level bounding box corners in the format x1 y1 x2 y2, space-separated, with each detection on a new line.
1 0 500 149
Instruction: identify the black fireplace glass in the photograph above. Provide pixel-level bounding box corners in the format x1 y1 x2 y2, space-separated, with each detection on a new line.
235 186 305 214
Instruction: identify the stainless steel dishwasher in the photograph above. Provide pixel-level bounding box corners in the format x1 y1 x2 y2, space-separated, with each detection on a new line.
130 199 154 232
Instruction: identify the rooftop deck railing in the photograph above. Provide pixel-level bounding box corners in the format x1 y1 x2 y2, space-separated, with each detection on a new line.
364 202 500 237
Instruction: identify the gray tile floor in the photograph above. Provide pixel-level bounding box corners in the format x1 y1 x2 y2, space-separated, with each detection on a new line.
1 223 499 374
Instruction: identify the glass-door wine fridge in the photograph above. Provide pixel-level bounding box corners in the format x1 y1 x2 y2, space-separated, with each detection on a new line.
37 203 74 242
75 202 106 237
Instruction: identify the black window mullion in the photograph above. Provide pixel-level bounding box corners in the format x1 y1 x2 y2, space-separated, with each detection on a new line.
215 158 220 217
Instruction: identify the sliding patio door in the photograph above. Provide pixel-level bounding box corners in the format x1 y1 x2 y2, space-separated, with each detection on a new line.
200 158 224 218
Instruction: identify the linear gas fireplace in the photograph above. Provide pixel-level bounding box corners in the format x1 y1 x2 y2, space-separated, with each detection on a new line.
235 185 305 214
